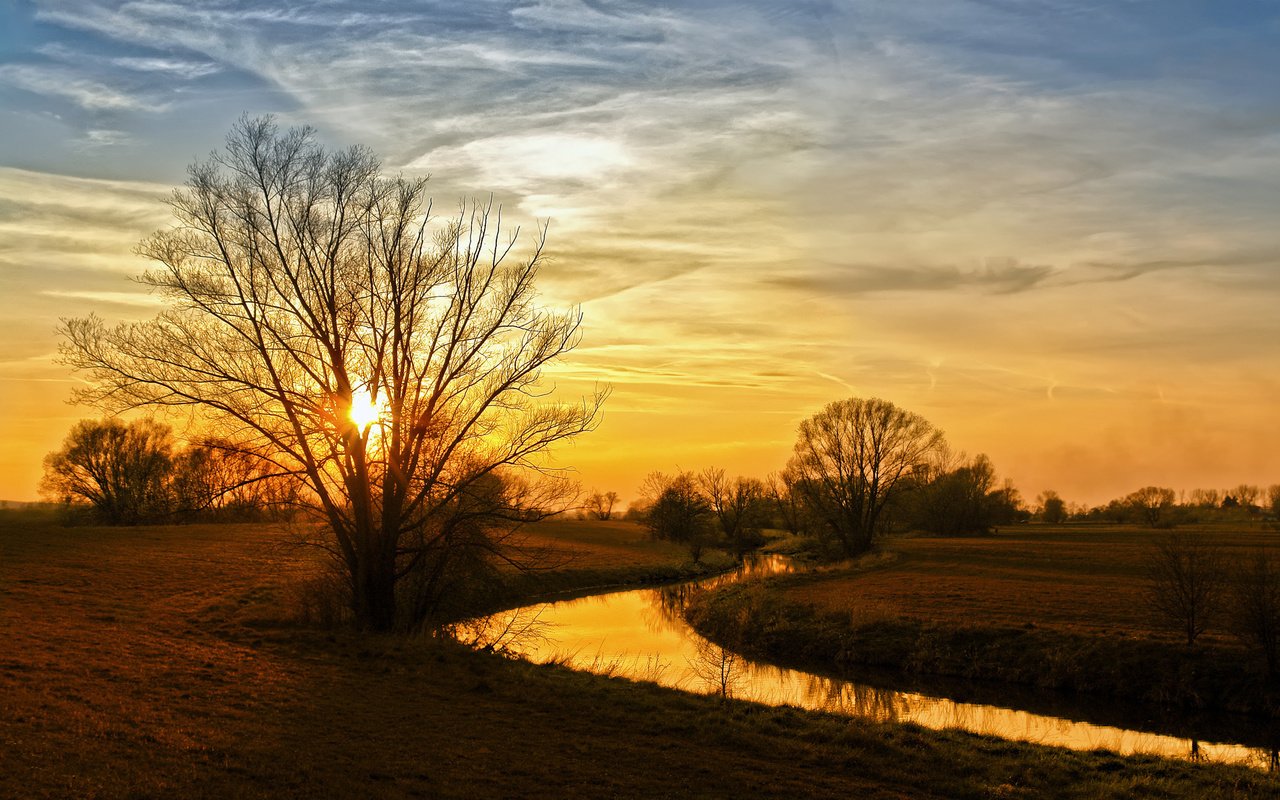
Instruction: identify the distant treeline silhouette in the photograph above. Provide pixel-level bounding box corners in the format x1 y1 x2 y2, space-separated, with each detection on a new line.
1036 484 1280 528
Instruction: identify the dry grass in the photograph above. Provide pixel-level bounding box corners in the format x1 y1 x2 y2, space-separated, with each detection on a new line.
515 518 698 571
787 524 1278 646
3 514 1277 798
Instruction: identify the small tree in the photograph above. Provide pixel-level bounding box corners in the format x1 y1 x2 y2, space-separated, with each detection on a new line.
642 471 712 561
586 491 620 521
1188 488 1221 509
1035 490 1067 524
765 471 812 537
1233 484 1262 510
1146 533 1226 648
1232 550 1280 679
1127 486 1177 527
40 418 175 524
1268 485 1280 518
699 468 769 556
784 397 943 556
170 439 297 521
911 453 1002 535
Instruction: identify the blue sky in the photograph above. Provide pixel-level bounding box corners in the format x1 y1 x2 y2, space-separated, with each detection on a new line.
2 0 1279 503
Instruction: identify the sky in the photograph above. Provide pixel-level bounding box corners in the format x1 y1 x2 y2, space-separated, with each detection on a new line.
1 0 1278 507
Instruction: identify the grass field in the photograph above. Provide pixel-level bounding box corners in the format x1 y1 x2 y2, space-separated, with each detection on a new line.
787 524 1280 646
3 514 1278 798
690 523 1280 716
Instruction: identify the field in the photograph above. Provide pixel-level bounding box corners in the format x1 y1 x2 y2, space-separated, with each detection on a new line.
785 524 1279 646
689 523 1280 717
2 514 1278 798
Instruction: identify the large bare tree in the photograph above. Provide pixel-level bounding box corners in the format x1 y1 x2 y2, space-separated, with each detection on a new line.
785 397 942 556
59 117 605 630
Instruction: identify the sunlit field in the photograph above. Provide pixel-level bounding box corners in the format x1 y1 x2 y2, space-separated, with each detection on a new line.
5 514 1277 798
786 524 1279 646
518 518 712 572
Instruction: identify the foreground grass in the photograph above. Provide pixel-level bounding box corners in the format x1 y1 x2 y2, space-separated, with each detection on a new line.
1 516 1277 798
690 525 1280 715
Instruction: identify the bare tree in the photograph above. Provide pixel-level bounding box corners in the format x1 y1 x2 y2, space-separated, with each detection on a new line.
699 468 768 557
1269 485 1280 518
40 418 175 524
1234 484 1262 509
170 439 298 520
765 471 810 537
1232 550 1280 679
1036 490 1067 524
784 397 943 556
58 117 605 631
1127 486 1177 527
641 471 712 561
586 491 620 521
1145 533 1226 648
689 638 744 699
1188 488 1221 508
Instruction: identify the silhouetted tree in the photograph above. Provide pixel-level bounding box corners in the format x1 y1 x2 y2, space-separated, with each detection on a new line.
785 397 943 556
1127 486 1177 527
699 468 769 556
1269 485 1280 519
987 478 1026 526
170 439 297 520
911 453 1006 535
1188 488 1221 509
1234 484 1262 510
1036 490 1067 525
57 116 604 631
40 418 174 524
586 491 620 521
1146 533 1226 648
765 471 814 537
1232 550 1280 679
642 471 713 561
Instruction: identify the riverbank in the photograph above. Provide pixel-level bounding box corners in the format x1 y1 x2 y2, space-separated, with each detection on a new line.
686 525 1280 717
3 516 1277 797
449 519 740 620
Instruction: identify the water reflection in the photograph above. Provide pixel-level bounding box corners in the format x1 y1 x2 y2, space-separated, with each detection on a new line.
465 554 1274 769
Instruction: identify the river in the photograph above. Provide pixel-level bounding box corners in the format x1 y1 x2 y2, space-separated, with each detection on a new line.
458 554 1277 770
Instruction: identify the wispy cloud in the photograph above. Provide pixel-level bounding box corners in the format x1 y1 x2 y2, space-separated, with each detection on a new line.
0 63 161 111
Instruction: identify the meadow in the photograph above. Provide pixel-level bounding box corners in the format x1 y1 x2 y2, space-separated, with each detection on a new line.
690 524 1280 716
3 514 1278 798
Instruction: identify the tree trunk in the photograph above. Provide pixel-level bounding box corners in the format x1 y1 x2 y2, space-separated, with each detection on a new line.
353 553 398 631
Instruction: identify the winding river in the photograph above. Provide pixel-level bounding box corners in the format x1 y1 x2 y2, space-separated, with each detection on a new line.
460 555 1278 770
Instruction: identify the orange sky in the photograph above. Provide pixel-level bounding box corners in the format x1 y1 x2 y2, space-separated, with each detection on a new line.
2 2 1278 507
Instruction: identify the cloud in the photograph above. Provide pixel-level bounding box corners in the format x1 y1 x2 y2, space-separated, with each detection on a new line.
771 259 1057 296
0 63 162 111
3 0 1280 501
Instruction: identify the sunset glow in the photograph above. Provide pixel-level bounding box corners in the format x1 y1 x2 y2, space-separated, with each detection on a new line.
348 388 385 432
2 2 1279 506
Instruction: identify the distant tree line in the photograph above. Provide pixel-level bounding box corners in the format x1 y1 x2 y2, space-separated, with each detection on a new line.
40 418 296 525
1030 483 1280 528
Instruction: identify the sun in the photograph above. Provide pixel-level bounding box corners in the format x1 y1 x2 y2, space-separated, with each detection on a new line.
349 387 386 430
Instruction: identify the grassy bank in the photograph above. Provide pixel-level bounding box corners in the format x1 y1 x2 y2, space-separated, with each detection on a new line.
2 515 1278 797
480 518 737 609
687 525 1280 716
